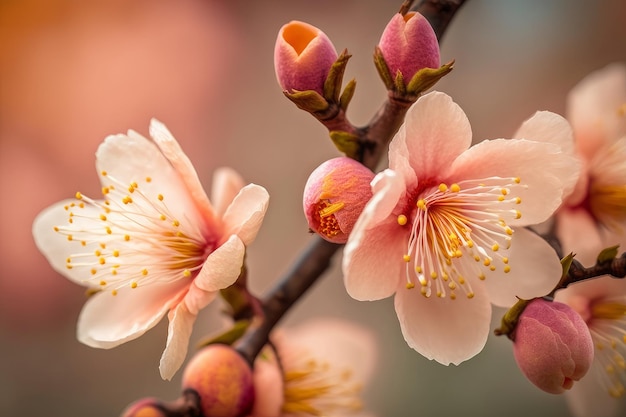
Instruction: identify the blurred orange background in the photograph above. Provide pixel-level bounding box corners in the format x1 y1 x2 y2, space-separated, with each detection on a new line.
1 0 625 416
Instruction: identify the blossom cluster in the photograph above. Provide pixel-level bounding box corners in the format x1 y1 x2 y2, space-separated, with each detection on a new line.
31 3 626 417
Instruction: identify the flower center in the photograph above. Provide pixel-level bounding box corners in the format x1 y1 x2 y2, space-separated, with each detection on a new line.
589 299 626 398
53 171 213 296
282 357 363 416
312 200 345 238
396 176 524 299
589 184 626 233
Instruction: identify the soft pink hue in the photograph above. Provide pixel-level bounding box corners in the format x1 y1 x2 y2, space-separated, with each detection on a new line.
274 20 338 94
32 119 269 380
378 11 440 83
182 344 254 417
547 63 626 266
249 319 377 417
303 157 375 243
556 277 626 417
513 298 593 394
120 397 167 417
343 91 580 365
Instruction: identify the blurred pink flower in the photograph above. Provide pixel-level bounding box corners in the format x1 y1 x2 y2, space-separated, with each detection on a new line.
32 119 269 380
343 91 580 365
554 63 626 265
249 319 377 417
556 277 626 417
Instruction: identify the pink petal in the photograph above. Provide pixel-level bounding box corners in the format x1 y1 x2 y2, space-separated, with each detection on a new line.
567 63 626 158
222 184 270 246
250 356 284 417
77 280 188 348
211 167 246 218
159 302 197 380
555 208 603 266
483 227 562 307
390 92 472 180
450 138 580 226
192 234 245 294
148 118 217 224
564 369 621 417
394 283 492 365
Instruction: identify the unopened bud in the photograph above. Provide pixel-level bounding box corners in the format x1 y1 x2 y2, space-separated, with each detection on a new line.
513 298 594 394
378 11 440 84
120 398 167 417
303 157 374 243
274 20 338 94
182 344 254 417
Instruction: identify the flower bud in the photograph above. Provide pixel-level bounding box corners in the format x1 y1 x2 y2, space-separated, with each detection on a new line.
182 344 254 417
274 20 338 94
513 298 594 394
378 12 440 84
120 398 167 417
303 157 374 243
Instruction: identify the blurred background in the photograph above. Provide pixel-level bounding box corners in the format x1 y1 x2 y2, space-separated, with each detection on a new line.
1 0 625 416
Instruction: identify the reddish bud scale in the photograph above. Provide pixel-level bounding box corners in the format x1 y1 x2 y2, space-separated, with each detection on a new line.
182 344 254 417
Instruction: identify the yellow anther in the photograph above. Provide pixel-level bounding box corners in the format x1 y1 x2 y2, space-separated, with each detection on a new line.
504 265 511 273
416 266 423 273
112 250 119 257
54 226 60 232
505 226 513 236
403 254 411 262
183 269 192 278
131 282 138 289
160 214 166 221
397 214 408 226
124 234 130 241
420 287 428 296
515 197 522 204
158 194 164 201
467 240 474 248
430 271 438 279
99 280 106 286
67 235 73 241
99 257 105 265
478 273 486 281
101 170 108 176
501 188 509 195
81 241 87 246
438 183 448 192
105 226 112 234
454 249 462 258
90 268 97 275
498 195 505 202
450 292 457 300
79 202 85 208
458 277 465 284
102 187 110 195
489 265 496 271
75 191 83 200
502 257 509 264
100 214 107 221
122 196 133 204
467 292 475 299
406 282 415 289
128 185 135 193
111 289 118 296
492 243 499 252
514 177 521 184
483 258 491 267
450 184 461 193
141 269 148 276
474 255 481 262
437 291 444 298
417 199 427 210
448 282 457 290
111 269 118 276
172 220 180 227
145 176 152 182
66 257 71 263
515 210 522 219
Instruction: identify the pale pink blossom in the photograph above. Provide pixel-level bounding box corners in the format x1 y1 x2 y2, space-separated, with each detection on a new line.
553 63 626 265
556 277 626 417
249 319 377 417
343 91 580 365
32 119 269 380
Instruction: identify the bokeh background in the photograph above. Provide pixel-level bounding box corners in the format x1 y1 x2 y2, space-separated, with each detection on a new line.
1 0 626 416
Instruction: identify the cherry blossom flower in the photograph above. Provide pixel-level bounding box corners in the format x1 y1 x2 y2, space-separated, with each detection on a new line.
249 319 377 417
552 63 626 265
556 277 626 417
32 119 269 380
343 91 580 365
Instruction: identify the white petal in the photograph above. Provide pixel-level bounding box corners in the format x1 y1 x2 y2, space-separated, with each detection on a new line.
484 227 562 307
222 184 270 246
148 118 216 223
77 280 188 348
394 283 492 365
193 234 245 293
391 91 472 180
159 302 197 380
211 167 246 218
564 369 621 417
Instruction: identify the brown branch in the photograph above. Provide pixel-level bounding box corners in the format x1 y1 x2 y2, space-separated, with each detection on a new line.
565 252 626 286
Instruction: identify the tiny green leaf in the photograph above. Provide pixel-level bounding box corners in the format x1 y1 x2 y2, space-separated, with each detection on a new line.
329 130 360 159
597 245 620 264
196 320 251 348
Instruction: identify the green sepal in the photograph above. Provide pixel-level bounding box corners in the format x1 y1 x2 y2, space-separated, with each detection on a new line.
283 89 330 113
597 245 620 264
373 46 394 91
560 252 575 278
493 297 533 339
323 49 352 103
329 130 360 159
196 320 251 348
406 60 455 96
394 71 407 96
339 78 357 112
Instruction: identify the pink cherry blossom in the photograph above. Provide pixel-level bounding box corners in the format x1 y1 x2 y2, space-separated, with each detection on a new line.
343 91 580 365
556 277 626 417
249 319 377 417
32 119 269 380
548 63 626 266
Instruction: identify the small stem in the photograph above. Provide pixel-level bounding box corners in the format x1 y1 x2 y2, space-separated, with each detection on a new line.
565 252 626 287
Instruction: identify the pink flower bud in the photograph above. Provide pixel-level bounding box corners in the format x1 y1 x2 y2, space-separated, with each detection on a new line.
274 20 338 94
378 12 440 82
182 344 254 417
513 298 594 394
120 398 167 417
303 157 374 244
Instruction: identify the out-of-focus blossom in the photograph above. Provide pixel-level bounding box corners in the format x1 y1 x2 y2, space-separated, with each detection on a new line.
303 157 375 243
378 11 440 84
120 397 168 417
556 277 626 417
274 20 338 94
343 91 580 365
249 319 377 417
182 344 255 417
542 63 626 266
513 298 593 394
32 119 269 380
